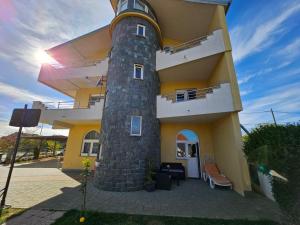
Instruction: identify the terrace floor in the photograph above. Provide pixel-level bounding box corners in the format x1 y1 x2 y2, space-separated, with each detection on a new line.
0 159 282 222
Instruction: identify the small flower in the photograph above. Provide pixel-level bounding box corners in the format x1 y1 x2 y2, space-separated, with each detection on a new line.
80 217 85 223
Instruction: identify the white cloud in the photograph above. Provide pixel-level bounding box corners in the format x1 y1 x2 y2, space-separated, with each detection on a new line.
0 0 114 76
231 2 300 63
0 81 59 103
240 82 300 128
277 38 300 60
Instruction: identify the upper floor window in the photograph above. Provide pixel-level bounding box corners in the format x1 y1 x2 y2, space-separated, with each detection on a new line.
134 0 148 13
176 89 197 102
88 94 101 106
130 116 142 136
137 24 146 37
81 131 100 156
134 64 144 79
117 0 128 15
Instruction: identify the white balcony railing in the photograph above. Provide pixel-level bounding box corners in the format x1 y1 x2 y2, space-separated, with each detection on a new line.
156 29 225 71
157 83 234 119
32 100 104 128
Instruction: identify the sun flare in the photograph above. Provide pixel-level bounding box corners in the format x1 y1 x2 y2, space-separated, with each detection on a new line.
35 49 57 65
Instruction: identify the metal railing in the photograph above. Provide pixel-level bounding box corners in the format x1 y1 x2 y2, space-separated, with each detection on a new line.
42 96 105 110
162 85 220 103
43 101 80 109
163 34 210 54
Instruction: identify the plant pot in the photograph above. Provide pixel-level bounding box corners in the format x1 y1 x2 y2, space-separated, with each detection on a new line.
145 182 156 192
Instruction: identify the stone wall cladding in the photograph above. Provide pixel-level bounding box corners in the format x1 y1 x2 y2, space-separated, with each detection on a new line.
95 13 161 191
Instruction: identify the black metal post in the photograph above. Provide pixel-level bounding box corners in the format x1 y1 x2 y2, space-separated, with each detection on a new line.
0 104 27 210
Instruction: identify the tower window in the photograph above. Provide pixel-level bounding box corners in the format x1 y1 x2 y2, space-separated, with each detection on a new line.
130 116 142 136
117 0 128 15
137 24 146 37
134 0 148 13
134 64 144 79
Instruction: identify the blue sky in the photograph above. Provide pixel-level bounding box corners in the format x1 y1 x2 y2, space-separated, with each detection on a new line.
0 0 299 137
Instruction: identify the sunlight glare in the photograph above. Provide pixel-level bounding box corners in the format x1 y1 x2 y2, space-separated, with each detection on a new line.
35 50 57 65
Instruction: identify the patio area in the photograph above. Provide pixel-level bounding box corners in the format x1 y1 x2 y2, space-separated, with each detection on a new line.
0 159 282 222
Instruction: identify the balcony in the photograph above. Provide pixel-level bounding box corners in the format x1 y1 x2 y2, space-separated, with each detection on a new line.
156 30 225 82
38 58 109 97
32 100 104 129
157 83 234 122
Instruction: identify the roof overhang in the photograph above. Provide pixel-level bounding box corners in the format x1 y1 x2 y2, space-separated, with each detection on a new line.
46 25 112 65
110 0 232 14
110 0 230 42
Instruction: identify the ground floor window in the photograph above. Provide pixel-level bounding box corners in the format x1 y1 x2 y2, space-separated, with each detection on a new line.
81 131 100 156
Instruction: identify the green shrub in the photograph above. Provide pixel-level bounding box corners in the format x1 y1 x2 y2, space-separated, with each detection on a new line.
243 124 300 224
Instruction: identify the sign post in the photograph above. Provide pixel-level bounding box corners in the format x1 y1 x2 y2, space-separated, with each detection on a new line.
0 105 41 214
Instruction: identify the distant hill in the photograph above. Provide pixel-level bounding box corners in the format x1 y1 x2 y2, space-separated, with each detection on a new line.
0 132 37 142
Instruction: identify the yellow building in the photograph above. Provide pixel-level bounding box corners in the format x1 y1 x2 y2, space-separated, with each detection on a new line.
33 0 251 195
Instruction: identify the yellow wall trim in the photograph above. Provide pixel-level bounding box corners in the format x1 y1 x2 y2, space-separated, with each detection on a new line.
110 12 163 47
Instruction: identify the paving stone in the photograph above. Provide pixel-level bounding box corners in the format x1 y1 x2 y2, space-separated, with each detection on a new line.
1 162 282 222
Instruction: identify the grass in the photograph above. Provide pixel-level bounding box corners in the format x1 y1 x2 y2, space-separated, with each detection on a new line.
0 208 24 224
51 210 279 225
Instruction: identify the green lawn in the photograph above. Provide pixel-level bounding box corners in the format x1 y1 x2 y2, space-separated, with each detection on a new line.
51 210 278 225
0 208 24 224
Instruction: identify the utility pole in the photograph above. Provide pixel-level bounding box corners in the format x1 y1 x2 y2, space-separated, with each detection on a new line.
271 108 277 126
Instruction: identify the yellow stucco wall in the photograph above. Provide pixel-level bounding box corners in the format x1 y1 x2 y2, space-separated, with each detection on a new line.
160 81 208 96
208 5 232 51
211 113 251 195
63 124 100 170
162 38 182 48
209 53 243 111
160 123 214 172
74 87 104 108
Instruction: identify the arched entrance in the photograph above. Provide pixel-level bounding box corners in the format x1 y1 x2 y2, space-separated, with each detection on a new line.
176 130 200 178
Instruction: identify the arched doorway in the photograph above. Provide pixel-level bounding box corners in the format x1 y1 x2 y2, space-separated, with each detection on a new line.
176 130 200 178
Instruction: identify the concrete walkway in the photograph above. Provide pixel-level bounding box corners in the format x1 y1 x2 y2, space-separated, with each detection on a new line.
4 210 64 225
0 159 282 222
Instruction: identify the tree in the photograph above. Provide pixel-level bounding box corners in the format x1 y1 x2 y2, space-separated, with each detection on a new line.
243 124 300 225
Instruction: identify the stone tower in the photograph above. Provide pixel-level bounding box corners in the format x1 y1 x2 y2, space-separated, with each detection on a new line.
95 0 161 191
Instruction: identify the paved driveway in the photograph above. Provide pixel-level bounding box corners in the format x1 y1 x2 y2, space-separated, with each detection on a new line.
0 159 282 222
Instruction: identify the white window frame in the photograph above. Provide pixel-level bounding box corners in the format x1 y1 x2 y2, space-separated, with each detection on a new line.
136 24 146 37
130 116 142 136
176 141 198 160
134 0 149 13
88 94 101 106
81 131 100 157
133 64 144 80
176 89 197 102
117 0 128 15
98 144 103 160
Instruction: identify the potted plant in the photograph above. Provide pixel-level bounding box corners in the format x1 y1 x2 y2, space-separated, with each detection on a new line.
144 159 156 192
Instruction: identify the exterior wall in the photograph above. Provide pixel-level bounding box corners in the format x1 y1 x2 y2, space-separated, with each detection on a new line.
63 124 100 170
95 2 161 192
162 38 182 48
208 6 242 111
211 113 251 195
160 123 214 173
74 87 103 108
160 80 208 96
209 52 242 111
208 5 232 51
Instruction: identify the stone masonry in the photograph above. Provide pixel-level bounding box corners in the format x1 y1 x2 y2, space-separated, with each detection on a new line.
95 0 161 192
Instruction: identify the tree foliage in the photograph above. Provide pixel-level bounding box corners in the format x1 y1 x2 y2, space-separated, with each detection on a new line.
243 124 300 224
